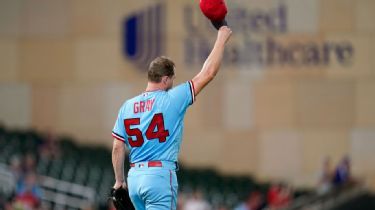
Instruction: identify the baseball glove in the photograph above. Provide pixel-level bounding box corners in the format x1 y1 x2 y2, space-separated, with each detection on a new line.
110 187 135 210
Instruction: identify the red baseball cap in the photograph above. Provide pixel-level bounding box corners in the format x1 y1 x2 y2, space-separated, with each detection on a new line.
200 0 228 22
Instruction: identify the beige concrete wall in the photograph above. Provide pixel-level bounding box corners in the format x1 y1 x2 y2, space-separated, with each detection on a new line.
0 0 375 187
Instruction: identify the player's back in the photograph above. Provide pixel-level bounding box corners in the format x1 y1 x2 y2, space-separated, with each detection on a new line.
112 81 194 164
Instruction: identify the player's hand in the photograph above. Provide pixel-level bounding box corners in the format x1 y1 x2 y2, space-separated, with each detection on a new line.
113 181 127 190
217 26 232 44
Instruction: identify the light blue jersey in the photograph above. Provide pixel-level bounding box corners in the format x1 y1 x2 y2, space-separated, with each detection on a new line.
112 81 195 210
112 81 195 164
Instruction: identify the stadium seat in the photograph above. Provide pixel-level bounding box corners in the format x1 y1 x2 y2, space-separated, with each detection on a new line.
1 126 306 209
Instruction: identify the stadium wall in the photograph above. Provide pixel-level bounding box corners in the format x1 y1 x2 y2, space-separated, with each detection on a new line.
0 0 375 188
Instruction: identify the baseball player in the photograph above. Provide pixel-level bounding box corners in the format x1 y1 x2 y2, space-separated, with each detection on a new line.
111 25 232 210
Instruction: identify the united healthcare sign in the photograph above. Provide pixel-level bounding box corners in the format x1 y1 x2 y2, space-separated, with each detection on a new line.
123 1 354 71
123 4 166 71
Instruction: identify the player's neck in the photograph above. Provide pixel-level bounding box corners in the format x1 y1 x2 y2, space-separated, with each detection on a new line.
145 82 166 92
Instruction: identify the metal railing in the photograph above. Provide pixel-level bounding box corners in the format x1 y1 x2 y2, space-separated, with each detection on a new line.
0 163 96 209
39 176 96 209
0 163 16 195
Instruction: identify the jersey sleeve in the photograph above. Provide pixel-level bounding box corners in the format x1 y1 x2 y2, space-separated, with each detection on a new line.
112 106 126 142
168 80 195 113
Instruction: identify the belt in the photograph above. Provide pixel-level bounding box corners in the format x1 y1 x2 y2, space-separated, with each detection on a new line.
129 161 179 170
130 161 163 168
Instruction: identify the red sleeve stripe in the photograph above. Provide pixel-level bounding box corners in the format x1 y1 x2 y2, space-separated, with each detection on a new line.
112 132 125 142
189 80 195 104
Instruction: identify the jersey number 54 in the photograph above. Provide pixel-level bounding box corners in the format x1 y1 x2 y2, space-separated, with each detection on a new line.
124 113 170 147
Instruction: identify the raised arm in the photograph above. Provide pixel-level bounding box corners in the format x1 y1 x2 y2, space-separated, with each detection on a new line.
191 26 232 96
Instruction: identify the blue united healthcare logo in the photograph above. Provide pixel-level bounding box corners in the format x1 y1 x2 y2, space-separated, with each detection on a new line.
123 3 166 71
